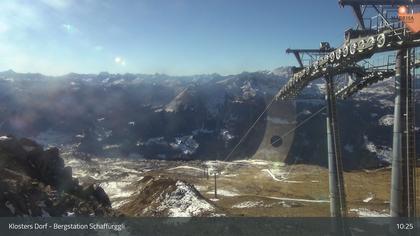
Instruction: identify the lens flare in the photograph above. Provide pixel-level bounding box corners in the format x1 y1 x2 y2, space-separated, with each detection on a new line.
398 5 408 15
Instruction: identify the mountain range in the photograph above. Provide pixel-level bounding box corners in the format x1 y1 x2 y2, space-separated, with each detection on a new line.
0 68 418 170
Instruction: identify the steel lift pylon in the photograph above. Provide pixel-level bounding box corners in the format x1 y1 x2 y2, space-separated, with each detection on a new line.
339 0 418 220
325 76 347 219
390 48 417 218
278 1 418 221
284 47 350 235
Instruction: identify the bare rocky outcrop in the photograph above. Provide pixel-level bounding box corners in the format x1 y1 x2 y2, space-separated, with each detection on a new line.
0 135 116 217
119 176 219 217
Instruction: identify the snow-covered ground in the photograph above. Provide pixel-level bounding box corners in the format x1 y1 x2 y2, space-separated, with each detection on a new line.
63 157 294 209
350 208 389 217
363 135 392 163
265 196 329 203
363 193 375 203
158 181 215 217
232 201 263 209
167 165 203 172
206 189 240 197
261 168 303 183
64 157 151 208
262 169 285 182
170 135 199 155
232 159 284 166
378 114 393 127
62 156 389 217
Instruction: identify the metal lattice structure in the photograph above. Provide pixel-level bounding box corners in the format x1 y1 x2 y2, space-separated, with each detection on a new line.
277 0 420 100
275 0 419 228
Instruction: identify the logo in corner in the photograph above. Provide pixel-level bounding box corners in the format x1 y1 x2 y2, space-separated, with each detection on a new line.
398 5 420 33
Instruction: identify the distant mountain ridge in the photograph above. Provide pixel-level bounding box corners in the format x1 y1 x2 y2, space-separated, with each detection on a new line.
0 67 417 170
0 68 289 160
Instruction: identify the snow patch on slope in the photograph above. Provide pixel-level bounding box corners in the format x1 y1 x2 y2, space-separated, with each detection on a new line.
206 189 240 197
363 193 375 203
158 181 214 217
379 115 393 126
232 201 263 209
350 208 389 217
364 136 392 163
170 135 199 155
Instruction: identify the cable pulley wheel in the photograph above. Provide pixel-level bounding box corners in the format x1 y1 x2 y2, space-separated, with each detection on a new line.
377 33 386 48
357 39 366 52
336 48 342 60
329 52 335 63
313 61 319 70
350 42 357 55
367 36 375 49
342 45 349 57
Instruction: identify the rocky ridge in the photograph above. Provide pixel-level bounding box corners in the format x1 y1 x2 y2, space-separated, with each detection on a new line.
0 135 116 217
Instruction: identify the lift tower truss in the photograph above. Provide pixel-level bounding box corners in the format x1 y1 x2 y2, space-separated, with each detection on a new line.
325 76 347 218
339 0 418 218
391 48 417 217
276 0 419 221
285 46 349 225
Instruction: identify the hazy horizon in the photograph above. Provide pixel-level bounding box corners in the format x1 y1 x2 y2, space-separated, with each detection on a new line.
0 66 291 78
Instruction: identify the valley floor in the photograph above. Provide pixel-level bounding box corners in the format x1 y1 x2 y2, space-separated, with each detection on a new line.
63 156 420 217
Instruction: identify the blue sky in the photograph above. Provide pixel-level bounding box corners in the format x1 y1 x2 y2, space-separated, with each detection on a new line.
0 0 356 76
